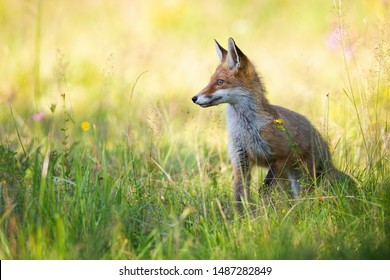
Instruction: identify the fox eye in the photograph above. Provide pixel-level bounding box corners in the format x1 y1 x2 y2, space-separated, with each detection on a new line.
216 79 224 86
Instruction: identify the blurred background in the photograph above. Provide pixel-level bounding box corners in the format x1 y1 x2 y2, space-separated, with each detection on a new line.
0 0 388 169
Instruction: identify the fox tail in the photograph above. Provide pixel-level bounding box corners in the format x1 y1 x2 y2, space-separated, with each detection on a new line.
326 168 360 189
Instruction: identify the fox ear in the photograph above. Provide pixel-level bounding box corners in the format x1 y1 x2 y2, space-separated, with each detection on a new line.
227 37 243 70
214 39 227 63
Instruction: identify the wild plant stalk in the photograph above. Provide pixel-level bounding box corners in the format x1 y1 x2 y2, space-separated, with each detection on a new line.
8 103 26 157
61 92 70 180
32 0 42 148
334 0 370 166
55 48 72 181
33 0 42 105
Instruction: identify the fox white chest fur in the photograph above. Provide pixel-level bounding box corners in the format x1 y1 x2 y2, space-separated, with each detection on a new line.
226 97 272 167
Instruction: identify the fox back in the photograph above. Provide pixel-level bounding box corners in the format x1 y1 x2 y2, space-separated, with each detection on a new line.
192 38 342 212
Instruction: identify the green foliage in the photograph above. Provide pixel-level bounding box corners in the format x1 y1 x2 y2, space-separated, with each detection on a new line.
0 135 388 259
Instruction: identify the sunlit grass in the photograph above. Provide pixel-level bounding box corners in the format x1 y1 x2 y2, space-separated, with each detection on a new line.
0 0 389 259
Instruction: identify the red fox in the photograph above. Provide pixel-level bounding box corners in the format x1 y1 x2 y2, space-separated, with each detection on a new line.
192 38 348 212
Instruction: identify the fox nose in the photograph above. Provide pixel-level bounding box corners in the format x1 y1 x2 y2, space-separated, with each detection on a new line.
192 96 198 103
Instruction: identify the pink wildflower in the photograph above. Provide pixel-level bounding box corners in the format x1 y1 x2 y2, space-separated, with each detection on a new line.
32 112 44 122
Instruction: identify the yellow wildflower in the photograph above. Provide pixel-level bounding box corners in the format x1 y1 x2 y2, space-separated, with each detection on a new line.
274 118 285 131
81 121 91 131
274 118 284 125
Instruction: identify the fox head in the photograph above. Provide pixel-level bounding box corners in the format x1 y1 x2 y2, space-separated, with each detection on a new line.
192 37 260 107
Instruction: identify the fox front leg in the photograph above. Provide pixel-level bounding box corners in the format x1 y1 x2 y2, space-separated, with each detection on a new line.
232 150 251 213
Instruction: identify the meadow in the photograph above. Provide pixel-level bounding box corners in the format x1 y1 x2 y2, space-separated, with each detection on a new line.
0 0 389 259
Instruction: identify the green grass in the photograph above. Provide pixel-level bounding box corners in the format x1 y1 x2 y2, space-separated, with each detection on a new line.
0 0 389 259
0 131 388 260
